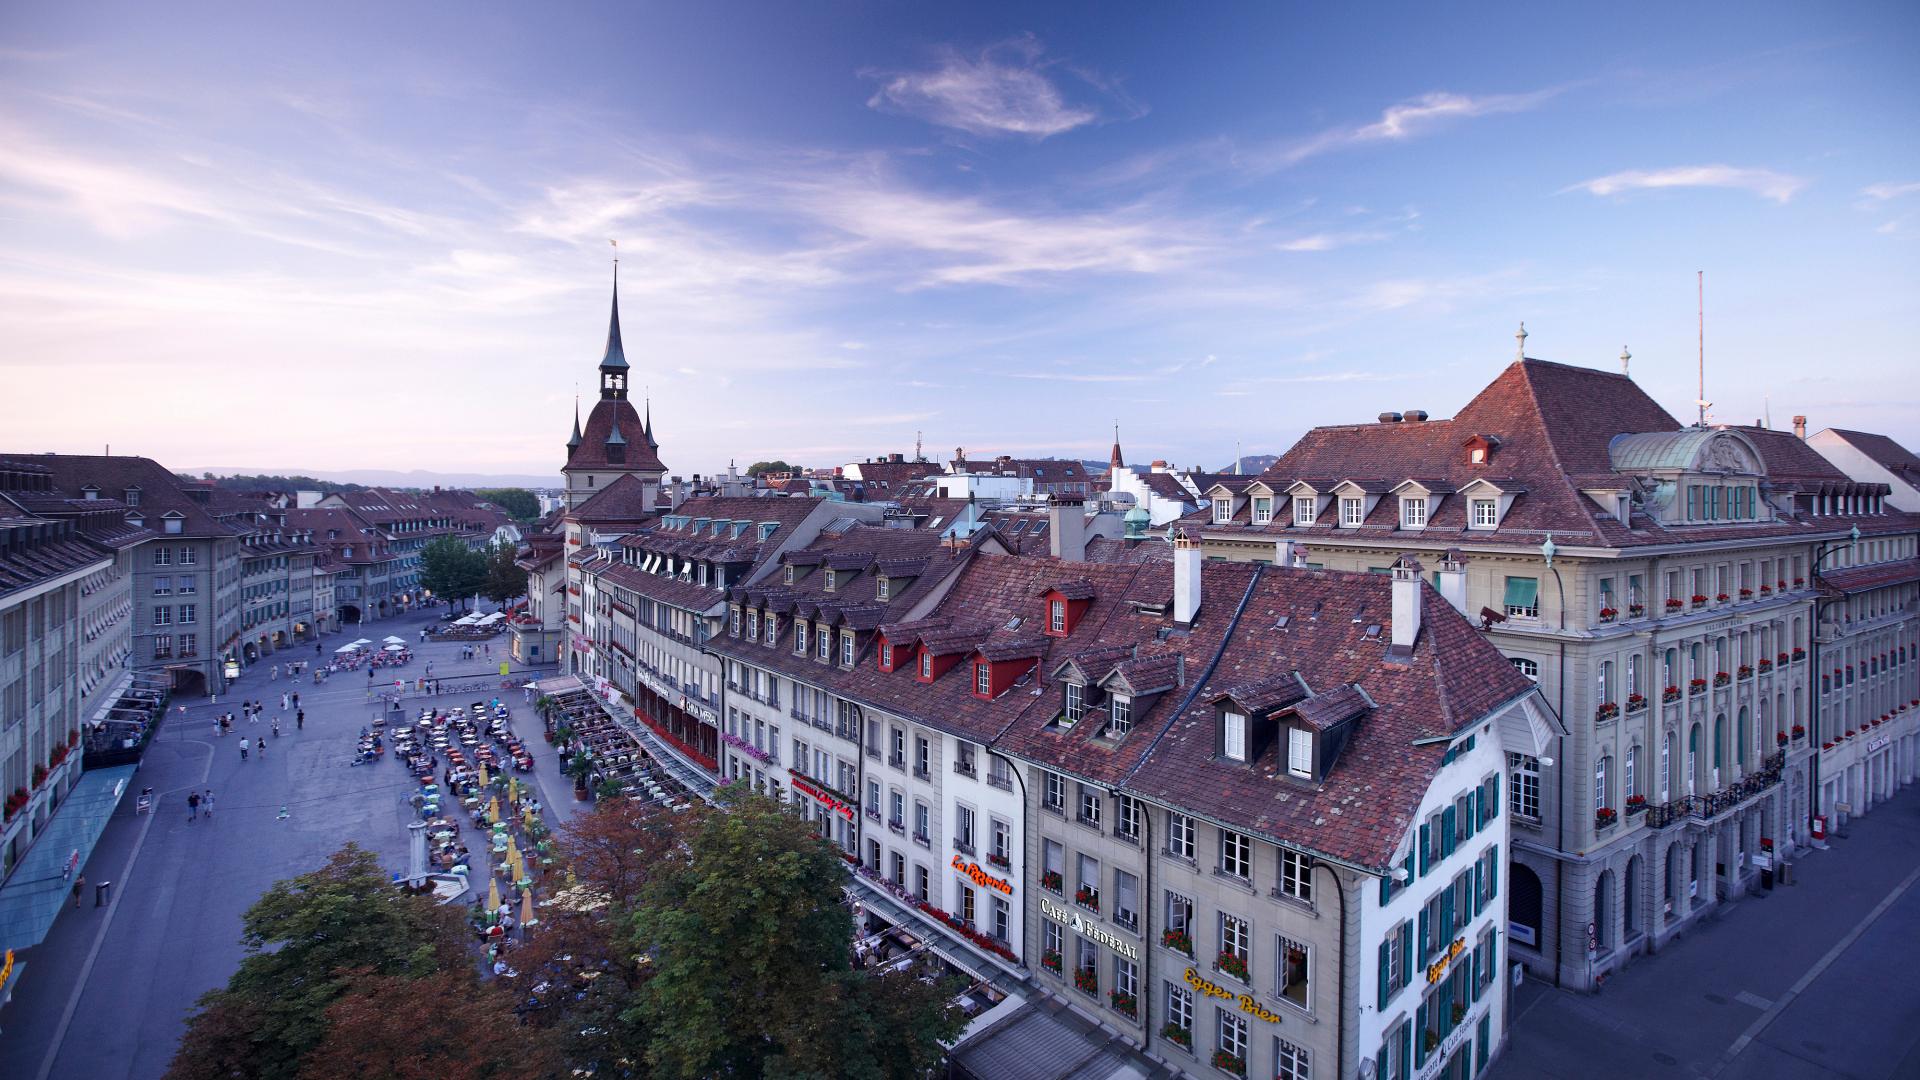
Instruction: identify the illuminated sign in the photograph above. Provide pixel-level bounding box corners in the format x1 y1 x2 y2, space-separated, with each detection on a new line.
1426 937 1466 985
1183 967 1282 1023
1039 896 1138 960
790 776 854 821
949 854 1013 895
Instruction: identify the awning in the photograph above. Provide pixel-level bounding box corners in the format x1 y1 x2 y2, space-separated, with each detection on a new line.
1502 576 1539 610
0 766 139 953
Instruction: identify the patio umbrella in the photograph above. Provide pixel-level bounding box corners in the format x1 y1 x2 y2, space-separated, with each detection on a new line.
334 644 357 653
520 888 538 927
351 638 372 645
383 644 406 653
486 876 501 919
488 795 501 822
383 635 406 644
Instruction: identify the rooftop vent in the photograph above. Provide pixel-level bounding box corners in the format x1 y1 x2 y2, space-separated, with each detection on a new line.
1404 409 1429 422
1378 411 1404 424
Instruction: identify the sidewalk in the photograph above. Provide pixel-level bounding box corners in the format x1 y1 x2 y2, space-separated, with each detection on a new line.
1492 786 1920 1080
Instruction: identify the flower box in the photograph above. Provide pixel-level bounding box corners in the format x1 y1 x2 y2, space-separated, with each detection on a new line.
1691 594 1709 608
1823 742 1835 750
1777 732 1790 745
1665 598 1685 611
1162 927 1195 957
1791 724 1806 739
1041 870 1062 893
1073 966 1099 996
1713 672 1731 688
1663 686 1682 704
1598 607 1618 623
1792 647 1806 661
1738 588 1754 599
1736 665 1753 680
1595 702 1620 722
987 852 1011 869
1211 1050 1247 1077
1161 1024 1193 1049
1793 577 1805 587
31 764 47 789
1715 593 1730 603
1628 603 1646 617
1109 989 1138 1017
1758 658 1773 674
1042 949 1062 973
1595 807 1618 828
1626 693 1648 712
1759 585 1773 595
1215 951 1250 982
1075 886 1101 912
1689 678 1708 695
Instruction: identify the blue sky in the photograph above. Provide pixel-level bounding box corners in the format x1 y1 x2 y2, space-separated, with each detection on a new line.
2 1 1916 478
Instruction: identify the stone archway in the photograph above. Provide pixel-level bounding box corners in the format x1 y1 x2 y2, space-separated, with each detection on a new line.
1510 861 1544 949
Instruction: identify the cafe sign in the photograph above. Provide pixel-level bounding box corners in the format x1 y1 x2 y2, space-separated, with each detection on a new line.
1039 896 1139 960
950 854 1014 895
1426 937 1466 985
789 776 854 821
1183 968 1282 1023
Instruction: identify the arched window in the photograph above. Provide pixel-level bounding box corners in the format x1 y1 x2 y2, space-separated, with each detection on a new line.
1663 648 1677 689
1687 725 1701 795
1594 871 1614 948
1713 715 1726 772
1595 754 1611 813
1737 707 1750 766
1624 856 1643 934
1510 657 1539 681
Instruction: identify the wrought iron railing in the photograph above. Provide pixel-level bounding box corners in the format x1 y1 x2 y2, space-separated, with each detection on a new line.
1642 750 1786 829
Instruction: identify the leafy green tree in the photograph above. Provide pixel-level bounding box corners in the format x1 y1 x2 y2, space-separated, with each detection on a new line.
167 845 468 1080
475 487 541 522
744 460 794 477
296 969 558 1080
420 537 487 611
626 787 964 1079
482 541 528 607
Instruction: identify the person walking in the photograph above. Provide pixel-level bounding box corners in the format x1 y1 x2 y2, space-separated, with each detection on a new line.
256 737 267 760
291 692 300 709
281 692 289 711
240 740 249 761
271 664 279 681
72 874 85 908
213 718 222 739
203 790 215 819
187 791 200 822
296 708 305 731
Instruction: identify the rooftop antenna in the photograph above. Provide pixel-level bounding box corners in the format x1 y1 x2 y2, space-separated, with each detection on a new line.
1620 346 1631 375
915 430 923 462
1764 396 1772 430
1235 439 1244 475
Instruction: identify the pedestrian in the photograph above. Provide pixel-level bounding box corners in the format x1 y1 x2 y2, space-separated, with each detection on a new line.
257 737 267 760
281 693 289 710
187 791 201 822
73 874 85 908
203 790 215 819
213 718 222 739
485 643 491 657
271 664 279 681
296 709 305 731
426 661 433 676
292 692 300 709
240 740 249 761
315 642 322 655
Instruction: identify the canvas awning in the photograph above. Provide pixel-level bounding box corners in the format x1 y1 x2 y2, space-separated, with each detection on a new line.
0 766 139 954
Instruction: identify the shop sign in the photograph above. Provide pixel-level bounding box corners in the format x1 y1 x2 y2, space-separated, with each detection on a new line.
950 854 1013 895
1426 937 1466 985
1039 896 1139 960
1413 1003 1482 1080
1182 967 1281 1023
223 660 242 680
790 776 854 821
1868 736 1890 752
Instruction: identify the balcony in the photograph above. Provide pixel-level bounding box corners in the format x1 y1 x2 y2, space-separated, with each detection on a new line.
1643 750 1786 828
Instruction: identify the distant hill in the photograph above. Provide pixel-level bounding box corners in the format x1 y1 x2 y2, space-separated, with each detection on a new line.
1217 454 1278 475
184 467 560 490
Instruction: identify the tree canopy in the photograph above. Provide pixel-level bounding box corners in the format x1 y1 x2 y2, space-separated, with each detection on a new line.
475 487 541 523
743 460 794 477
481 541 528 607
419 537 487 609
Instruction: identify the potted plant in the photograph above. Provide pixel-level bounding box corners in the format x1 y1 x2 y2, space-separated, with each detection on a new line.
1210 1050 1247 1077
1823 741 1834 750
1665 597 1685 611
1452 1002 1467 1024
1793 577 1805 587
1425 1030 1442 1052
1689 678 1708 695
987 851 1011 869
1595 806 1618 828
1713 671 1731 688
1598 606 1618 623
1625 794 1647 813
1628 602 1645 617
1715 592 1730 603
1109 989 1137 1017
1161 1023 1193 1049
595 777 625 800
1215 951 1250 981
1738 587 1753 599
1626 693 1647 712
1792 647 1806 662
1042 949 1062 973
1663 685 1682 704
1737 664 1753 680
1758 658 1773 673
1777 732 1790 746
1075 885 1100 912
1073 966 1099 995
1041 870 1063 893
1792 724 1806 740
1163 927 1195 956
1595 701 1620 722
31 764 47 789
1759 584 1773 595
1691 593 1709 608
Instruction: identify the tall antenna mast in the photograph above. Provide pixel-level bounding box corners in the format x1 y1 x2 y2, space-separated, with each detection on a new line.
915 430 923 462
1697 270 1706 427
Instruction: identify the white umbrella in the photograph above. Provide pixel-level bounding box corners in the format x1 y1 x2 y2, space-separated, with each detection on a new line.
383 635 406 644
334 644 358 654
384 644 407 653
480 612 505 624
351 638 373 646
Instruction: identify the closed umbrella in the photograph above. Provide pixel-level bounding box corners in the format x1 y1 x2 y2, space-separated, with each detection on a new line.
486 876 501 920
520 888 538 927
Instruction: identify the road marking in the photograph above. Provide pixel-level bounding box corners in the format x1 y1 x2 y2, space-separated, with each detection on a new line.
1708 859 1920 1077
33 737 213 1080
1733 990 1773 1010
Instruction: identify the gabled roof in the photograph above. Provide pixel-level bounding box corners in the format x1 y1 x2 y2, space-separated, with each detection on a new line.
1824 428 1920 478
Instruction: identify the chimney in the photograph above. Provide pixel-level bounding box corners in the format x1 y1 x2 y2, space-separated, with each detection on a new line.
407 820 429 888
1793 415 1807 440
1273 538 1296 568
1436 549 1469 615
1390 555 1423 648
1172 532 1203 626
1049 495 1088 562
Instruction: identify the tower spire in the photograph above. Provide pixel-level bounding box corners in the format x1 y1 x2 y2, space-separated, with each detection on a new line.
1109 420 1124 471
598 249 629 401
643 389 658 450
566 395 582 451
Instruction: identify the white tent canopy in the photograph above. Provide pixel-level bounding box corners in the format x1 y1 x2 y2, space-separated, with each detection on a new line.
383 635 406 644
350 638 373 646
383 644 407 653
454 614 481 626
479 612 505 624
335 644 359 654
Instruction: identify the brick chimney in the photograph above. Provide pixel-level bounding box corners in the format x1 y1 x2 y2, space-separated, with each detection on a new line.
1048 496 1087 562
1172 532 1202 626
1793 415 1807 440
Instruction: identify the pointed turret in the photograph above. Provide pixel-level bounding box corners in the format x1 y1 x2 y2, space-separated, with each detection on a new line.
644 395 659 450
566 398 583 453
598 267 630 401
1109 421 1124 471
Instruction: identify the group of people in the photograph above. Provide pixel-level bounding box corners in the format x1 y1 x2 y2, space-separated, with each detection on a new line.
212 695 302 739
186 788 217 821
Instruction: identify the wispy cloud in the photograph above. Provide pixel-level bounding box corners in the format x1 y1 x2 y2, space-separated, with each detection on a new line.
1274 89 1556 167
1004 371 1152 383
1278 230 1393 252
1862 181 1920 201
864 34 1138 138
1564 164 1806 203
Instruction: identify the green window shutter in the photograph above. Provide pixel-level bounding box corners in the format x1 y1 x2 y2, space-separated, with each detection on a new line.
1474 859 1486 916
1488 774 1500 819
1419 906 1431 963
1467 789 1479 837
1380 873 1392 905
1415 1001 1428 1067
1441 806 1456 857
1502 576 1538 610
1401 921 1414 986
1477 1016 1491 1068
1402 851 1416 887
1379 939 1392 1010
1402 1022 1414 1080
1469 944 1481 1003
1489 844 1500 900
1419 823 1431 874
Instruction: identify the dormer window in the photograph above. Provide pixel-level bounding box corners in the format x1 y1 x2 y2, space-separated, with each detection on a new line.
1470 498 1498 529
1339 497 1365 526
824 570 837 592
1108 695 1132 736
877 576 891 600
920 652 933 679
1400 497 1427 529
81 485 99 500
975 662 991 696
817 627 832 661
785 566 795 584
795 622 808 653
1049 600 1066 633
1470 447 1486 464
1252 497 1273 525
124 488 140 506
729 608 741 636
1286 728 1313 778
747 611 760 640
840 633 854 667
879 640 893 670
1065 682 1086 724
1292 497 1316 526
1213 498 1233 523
1221 709 1248 762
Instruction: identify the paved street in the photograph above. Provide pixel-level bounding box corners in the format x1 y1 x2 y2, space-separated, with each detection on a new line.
0 611 562 1080
1492 786 1920 1080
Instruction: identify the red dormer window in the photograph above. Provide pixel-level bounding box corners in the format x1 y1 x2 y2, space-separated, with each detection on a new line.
919 651 934 680
1049 600 1066 633
1040 590 1091 637
1464 434 1498 466
877 636 895 672
974 662 991 697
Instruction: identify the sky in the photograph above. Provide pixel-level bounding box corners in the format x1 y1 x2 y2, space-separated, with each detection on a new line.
2 1 1917 480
